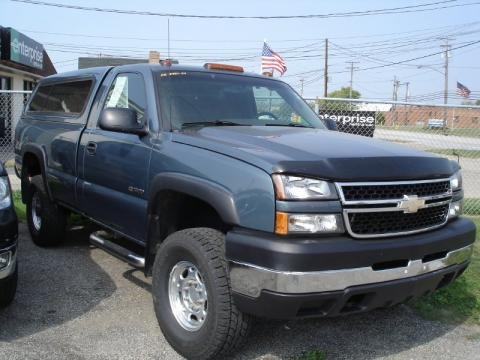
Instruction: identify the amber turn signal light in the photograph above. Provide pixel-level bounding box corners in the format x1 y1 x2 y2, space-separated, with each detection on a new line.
204 63 244 72
275 211 289 235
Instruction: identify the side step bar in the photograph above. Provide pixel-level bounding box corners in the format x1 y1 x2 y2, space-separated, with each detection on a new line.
89 231 145 269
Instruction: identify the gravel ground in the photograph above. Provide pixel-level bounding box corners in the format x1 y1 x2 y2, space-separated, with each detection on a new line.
1 224 479 360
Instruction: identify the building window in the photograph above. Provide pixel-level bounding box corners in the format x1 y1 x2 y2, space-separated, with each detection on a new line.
23 80 37 91
0 76 12 90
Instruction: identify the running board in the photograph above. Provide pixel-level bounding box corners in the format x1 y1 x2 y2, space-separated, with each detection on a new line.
89 231 145 269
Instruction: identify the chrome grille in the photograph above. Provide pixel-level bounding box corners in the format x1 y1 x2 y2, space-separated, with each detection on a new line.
336 179 452 238
342 180 451 202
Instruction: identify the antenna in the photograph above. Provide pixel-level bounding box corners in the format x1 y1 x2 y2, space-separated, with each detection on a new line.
167 18 170 59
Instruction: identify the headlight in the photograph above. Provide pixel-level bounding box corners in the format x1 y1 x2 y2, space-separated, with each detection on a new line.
275 212 344 235
450 170 462 191
272 174 336 200
0 177 11 209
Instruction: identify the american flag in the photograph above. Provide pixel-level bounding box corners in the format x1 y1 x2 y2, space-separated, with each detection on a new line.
261 42 287 75
457 81 471 98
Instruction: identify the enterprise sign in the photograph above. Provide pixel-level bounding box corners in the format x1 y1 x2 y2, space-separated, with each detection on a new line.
8 28 44 69
319 110 376 137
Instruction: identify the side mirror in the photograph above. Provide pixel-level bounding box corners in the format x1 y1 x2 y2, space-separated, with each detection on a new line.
323 118 338 131
99 107 147 136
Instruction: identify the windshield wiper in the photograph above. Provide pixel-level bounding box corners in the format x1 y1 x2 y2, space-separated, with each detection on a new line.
265 122 314 128
182 120 245 128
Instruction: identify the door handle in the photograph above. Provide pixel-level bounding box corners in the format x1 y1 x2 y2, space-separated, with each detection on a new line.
86 141 97 155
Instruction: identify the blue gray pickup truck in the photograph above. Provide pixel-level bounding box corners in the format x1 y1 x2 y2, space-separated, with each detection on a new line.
15 63 476 359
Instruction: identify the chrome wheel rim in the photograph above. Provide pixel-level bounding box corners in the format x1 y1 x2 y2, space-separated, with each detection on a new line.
168 261 208 331
31 192 42 231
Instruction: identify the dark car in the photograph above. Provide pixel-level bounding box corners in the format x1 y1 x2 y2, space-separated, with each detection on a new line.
0 162 18 309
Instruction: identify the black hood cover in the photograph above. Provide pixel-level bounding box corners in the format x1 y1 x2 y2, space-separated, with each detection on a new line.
173 126 458 181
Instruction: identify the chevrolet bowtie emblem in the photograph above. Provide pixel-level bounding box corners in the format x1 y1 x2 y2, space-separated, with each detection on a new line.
398 195 426 213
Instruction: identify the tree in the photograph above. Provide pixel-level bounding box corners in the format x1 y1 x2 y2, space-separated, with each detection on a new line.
461 100 480 106
318 87 362 111
328 86 361 99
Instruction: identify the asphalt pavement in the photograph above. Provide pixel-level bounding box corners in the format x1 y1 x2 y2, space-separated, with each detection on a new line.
0 224 480 359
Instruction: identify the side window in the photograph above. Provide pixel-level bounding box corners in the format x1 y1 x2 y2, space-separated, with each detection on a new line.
28 80 92 114
104 73 147 123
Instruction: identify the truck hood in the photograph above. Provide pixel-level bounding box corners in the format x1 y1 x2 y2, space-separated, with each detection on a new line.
172 126 458 181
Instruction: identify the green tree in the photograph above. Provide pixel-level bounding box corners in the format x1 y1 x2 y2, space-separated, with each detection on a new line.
461 100 480 106
318 87 362 111
328 86 361 99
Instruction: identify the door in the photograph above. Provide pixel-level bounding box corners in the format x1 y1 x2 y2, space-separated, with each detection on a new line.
79 72 152 242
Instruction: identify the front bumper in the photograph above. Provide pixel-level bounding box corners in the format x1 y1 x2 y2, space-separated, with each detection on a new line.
0 206 18 280
227 217 476 319
0 242 17 280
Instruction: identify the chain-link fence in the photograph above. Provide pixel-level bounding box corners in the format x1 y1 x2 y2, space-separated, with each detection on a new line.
1 91 478 215
0 90 31 163
305 97 480 216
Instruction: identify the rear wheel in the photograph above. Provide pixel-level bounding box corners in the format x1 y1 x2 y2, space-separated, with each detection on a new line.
0 264 18 309
26 175 67 246
152 228 251 360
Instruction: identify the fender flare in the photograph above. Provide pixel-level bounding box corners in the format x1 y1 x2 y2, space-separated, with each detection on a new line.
20 144 53 201
144 172 240 274
147 172 240 225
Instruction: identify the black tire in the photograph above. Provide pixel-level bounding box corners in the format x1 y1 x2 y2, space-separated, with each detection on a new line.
0 264 17 309
26 175 67 247
152 228 251 360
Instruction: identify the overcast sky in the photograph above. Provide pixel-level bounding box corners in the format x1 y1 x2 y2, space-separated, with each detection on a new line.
1 0 479 102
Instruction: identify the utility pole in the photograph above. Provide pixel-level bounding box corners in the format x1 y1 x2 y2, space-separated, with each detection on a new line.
323 39 328 97
300 79 304 96
440 38 452 132
346 61 359 98
392 76 400 126
404 82 410 125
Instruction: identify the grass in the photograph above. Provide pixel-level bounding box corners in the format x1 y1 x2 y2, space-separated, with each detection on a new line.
4 159 14 168
12 191 26 222
297 350 327 360
378 126 480 139
411 217 480 325
426 148 480 159
465 199 480 216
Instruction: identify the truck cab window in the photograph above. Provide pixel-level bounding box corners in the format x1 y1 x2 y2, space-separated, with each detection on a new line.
104 73 147 124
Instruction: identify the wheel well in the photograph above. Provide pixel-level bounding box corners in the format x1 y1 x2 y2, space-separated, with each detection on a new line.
145 190 229 275
21 152 42 202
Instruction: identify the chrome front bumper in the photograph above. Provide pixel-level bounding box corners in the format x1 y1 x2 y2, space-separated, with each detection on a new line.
229 244 473 298
0 243 17 280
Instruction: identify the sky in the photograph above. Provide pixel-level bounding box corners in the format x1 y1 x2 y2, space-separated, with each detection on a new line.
1 0 479 103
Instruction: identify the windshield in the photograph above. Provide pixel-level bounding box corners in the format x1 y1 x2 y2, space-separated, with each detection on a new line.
157 71 326 130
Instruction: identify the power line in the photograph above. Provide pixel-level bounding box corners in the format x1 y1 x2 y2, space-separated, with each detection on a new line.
18 20 480 43
11 0 480 20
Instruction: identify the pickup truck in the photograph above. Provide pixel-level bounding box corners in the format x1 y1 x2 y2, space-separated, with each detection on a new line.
0 162 18 309
15 63 476 360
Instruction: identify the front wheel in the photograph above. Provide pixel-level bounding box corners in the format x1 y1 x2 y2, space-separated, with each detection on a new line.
152 228 251 360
